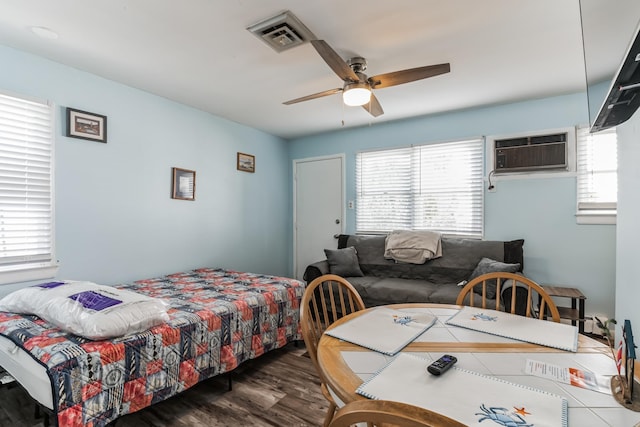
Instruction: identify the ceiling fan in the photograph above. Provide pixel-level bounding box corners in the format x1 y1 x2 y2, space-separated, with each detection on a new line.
283 40 451 117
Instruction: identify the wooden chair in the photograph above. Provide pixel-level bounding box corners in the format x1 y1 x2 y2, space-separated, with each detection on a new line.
328 400 466 427
456 272 561 322
301 274 366 427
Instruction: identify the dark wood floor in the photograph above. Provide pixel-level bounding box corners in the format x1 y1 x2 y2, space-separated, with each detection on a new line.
0 343 328 427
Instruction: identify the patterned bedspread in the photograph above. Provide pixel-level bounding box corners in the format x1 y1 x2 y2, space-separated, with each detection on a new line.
0 268 305 427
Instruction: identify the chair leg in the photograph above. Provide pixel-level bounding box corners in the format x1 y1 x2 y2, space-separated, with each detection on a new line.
322 401 337 427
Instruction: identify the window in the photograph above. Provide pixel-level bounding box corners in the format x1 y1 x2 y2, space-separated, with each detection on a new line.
356 138 484 237
576 126 617 224
0 91 57 284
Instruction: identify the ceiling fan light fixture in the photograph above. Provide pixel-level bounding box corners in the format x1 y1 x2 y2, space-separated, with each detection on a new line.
343 82 371 106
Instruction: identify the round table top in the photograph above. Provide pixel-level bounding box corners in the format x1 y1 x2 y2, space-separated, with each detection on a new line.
316 303 610 405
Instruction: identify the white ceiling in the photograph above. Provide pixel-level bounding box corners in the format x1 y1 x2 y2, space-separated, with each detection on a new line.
1 1 639 139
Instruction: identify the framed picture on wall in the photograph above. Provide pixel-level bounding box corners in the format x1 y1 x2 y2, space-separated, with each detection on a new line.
171 167 196 201
237 152 255 173
66 107 107 143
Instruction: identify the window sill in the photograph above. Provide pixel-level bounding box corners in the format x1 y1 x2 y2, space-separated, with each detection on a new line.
576 212 617 225
0 264 59 286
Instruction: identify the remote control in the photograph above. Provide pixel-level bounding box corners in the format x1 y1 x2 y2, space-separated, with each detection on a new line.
427 354 457 375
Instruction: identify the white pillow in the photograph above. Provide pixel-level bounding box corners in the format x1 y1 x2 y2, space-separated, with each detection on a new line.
0 281 169 340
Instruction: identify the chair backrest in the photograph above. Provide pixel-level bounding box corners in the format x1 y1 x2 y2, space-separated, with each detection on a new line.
328 400 466 427
300 274 366 372
455 272 561 322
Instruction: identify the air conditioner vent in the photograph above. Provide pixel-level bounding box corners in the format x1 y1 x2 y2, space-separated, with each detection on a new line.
247 11 316 53
493 131 571 173
495 133 567 148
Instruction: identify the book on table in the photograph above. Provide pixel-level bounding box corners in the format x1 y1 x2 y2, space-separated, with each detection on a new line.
445 306 579 352
324 307 436 355
357 353 568 427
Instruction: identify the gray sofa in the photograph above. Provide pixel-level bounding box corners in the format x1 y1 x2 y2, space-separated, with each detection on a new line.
303 234 524 307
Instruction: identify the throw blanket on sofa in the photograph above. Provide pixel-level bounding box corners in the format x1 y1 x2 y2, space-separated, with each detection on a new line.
384 230 443 264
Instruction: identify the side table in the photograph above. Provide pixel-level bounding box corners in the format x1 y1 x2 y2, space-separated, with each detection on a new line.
540 285 587 333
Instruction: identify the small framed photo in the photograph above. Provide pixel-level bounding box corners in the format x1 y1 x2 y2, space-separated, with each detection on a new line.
237 152 255 173
171 167 196 201
66 107 107 143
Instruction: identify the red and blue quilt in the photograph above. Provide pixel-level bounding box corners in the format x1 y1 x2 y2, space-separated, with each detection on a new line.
0 268 305 426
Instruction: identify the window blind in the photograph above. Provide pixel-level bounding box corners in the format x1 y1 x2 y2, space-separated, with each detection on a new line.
576 126 617 212
0 92 54 274
356 138 484 237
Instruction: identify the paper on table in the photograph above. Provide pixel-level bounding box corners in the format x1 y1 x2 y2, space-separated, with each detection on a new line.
525 359 612 394
357 353 567 427
445 306 578 352
324 307 436 355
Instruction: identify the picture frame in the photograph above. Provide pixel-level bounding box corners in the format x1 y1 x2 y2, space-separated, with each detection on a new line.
66 107 107 143
171 167 196 201
237 152 255 173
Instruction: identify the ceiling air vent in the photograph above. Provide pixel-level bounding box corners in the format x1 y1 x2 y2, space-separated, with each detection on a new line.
247 11 316 53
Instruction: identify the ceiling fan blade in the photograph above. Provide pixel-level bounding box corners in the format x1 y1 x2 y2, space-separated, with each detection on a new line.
368 63 450 89
362 93 384 117
283 88 343 105
310 40 360 82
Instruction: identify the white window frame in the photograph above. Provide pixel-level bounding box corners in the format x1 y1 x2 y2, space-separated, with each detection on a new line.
356 138 484 238
575 126 617 225
0 90 57 285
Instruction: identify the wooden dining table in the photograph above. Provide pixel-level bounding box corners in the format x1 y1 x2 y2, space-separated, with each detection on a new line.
317 303 640 427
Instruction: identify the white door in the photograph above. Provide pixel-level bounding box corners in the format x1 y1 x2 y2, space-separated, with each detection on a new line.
294 155 344 280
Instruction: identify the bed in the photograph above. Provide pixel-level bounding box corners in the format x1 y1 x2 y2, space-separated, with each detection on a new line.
0 267 306 427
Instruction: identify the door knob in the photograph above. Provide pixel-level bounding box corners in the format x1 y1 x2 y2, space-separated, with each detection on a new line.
335 219 341 224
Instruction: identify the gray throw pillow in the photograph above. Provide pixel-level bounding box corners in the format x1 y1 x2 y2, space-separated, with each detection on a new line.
324 246 364 277
467 257 521 299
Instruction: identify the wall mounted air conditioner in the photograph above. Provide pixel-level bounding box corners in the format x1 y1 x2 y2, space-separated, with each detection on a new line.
491 129 572 174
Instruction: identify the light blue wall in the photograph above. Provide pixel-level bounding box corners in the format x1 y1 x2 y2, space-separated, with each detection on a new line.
0 43 622 323
615 110 640 335
288 91 616 319
0 45 290 295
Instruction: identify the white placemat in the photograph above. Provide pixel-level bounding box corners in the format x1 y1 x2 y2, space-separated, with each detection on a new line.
357 353 567 427
445 306 578 352
324 307 436 355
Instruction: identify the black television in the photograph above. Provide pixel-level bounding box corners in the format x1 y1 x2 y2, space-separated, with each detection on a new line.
591 20 640 132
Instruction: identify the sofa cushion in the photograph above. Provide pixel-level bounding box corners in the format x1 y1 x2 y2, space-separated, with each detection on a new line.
345 276 498 307
346 277 438 305
324 246 364 277
467 257 521 299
